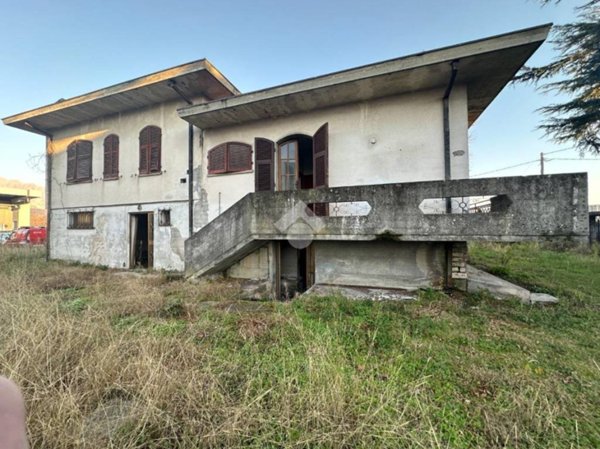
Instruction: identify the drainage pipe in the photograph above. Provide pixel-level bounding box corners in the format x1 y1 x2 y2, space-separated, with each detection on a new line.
443 60 459 213
442 61 459 289
167 80 195 237
24 121 53 261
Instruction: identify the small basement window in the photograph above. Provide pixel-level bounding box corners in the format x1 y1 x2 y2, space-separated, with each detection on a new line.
158 209 171 226
68 211 94 229
208 142 252 174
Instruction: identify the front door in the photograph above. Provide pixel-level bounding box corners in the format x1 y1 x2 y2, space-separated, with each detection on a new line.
130 212 154 269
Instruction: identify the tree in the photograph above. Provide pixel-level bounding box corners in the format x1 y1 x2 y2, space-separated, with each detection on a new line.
515 0 600 154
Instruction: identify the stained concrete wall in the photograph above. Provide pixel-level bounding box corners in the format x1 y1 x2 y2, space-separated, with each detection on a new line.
195 86 469 228
48 98 200 269
50 202 187 270
314 241 446 290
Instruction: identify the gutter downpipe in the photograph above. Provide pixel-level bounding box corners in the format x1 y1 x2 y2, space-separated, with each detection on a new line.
443 60 459 213
442 61 459 289
24 121 53 261
167 80 195 237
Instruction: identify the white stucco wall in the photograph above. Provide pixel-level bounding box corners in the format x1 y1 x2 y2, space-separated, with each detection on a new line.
48 98 201 269
50 202 187 270
196 85 469 227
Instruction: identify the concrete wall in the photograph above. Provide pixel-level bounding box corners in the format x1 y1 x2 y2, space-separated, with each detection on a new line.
196 86 469 228
48 98 200 269
314 241 446 290
50 202 187 270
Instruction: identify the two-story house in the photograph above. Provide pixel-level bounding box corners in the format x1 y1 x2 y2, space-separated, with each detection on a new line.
3 24 588 298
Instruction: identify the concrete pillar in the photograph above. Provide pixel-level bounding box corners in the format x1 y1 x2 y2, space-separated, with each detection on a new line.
448 241 468 291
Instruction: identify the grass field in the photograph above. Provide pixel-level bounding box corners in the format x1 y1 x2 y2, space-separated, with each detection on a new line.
0 243 598 448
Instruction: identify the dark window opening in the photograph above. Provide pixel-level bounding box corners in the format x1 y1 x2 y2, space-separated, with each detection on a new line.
208 142 252 174
158 209 171 226
139 126 162 175
103 134 119 179
68 211 94 229
66 140 93 183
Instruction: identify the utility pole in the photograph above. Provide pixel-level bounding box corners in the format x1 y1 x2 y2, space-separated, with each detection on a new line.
540 152 544 175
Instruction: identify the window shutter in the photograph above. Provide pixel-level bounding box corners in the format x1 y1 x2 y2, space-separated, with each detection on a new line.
67 143 76 182
139 126 159 174
312 123 329 216
149 126 161 172
75 140 93 181
104 134 119 178
208 144 227 174
139 128 148 174
227 142 252 172
255 138 274 191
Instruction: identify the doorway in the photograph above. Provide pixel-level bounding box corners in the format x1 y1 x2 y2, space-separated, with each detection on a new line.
278 241 314 298
130 212 154 269
278 135 313 191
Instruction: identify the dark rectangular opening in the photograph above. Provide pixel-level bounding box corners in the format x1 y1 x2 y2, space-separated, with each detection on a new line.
130 212 154 269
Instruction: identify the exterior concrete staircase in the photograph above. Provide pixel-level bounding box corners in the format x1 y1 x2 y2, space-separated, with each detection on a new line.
184 173 588 277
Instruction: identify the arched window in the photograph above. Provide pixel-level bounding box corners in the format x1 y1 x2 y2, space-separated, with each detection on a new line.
66 140 93 183
103 134 119 179
139 125 162 175
208 142 252 174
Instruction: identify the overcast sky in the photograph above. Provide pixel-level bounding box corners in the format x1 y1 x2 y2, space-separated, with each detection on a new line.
0 0 598 203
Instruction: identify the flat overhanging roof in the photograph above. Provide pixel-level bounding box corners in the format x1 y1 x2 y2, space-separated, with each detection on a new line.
178 24 551 130
0 187 40 204
2 59 240 135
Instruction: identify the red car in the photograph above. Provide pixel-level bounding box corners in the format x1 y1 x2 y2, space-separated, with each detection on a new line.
5 227 47 246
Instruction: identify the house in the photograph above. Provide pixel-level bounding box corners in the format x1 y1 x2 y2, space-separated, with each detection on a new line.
2 24 588 298
0 187 43 231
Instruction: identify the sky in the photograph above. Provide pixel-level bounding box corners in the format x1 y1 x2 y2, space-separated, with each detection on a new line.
0 0 598 204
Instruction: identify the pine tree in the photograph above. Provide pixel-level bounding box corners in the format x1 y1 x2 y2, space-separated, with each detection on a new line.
515 1 600 154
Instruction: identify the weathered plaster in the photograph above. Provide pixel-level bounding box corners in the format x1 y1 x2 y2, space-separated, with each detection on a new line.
197 87 469 227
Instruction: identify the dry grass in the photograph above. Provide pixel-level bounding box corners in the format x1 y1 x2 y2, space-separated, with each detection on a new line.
0 245 599 448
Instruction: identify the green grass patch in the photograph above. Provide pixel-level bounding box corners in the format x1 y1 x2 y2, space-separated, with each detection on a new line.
0 244 598 448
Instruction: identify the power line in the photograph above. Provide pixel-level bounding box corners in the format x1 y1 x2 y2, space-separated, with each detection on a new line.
471 148 589 178
548 158 600 161
471 159 539 177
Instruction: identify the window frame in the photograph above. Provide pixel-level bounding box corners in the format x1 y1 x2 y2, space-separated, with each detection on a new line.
207 142 253 175
67 211 94 230
139 125 162 176
158 209 171 227
278 140 299 191
103 134 119 180
66 140 93 184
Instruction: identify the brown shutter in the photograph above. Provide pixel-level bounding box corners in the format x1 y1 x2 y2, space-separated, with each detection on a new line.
139 127 149 174
76 140 93 181
255 138 274 191
149 126 161 172
227 142 252 172
67 143 76 182
111 136 119 176
104 134 119 178
313 123 329 216
208 144 227 174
